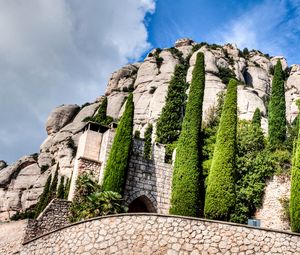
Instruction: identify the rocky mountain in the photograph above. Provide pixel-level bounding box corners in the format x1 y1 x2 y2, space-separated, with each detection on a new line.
1 38 300 221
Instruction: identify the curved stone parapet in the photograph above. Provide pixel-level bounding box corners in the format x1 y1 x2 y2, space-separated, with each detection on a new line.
21 213 300 255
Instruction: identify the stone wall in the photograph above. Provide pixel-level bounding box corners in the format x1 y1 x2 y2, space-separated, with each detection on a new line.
124 139 173 213
24 199 71 242
255 175 291 230
0 219 27 255
77 157 101 179
21 214 300 254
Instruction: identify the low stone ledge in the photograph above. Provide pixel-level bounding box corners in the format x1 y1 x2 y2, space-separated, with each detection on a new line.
21 213 300 254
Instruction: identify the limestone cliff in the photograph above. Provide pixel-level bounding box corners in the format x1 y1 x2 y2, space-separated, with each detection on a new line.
1 38 300 223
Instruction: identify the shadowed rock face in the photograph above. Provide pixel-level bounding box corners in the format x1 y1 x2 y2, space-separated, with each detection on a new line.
0 38 298 222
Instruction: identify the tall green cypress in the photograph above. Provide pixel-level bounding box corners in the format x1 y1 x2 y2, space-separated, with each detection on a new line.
50 165 59 198
290 127 300 232
57 176 65 199
156 64 188 144
144 123 153 159
252 108 261 126
268 60 286 148
102 93 134 194
94 97 108 123
64 177 71 200
204 79 238 220
34 175 52 218
169 52 205 217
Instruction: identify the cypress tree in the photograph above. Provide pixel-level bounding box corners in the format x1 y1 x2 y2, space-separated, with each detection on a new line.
34 175 52 218
204 79 238 220
94 97 108 123
268 60 286 148
50 165 59 198
169 52 205 217
252 108 261 126
144 123 153 159
57 176 65 199
64 177 71 200
102 93 134 194
156 64 188 144
290 127 300 232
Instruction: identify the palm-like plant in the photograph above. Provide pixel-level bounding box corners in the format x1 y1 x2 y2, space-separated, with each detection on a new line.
69 173 127 222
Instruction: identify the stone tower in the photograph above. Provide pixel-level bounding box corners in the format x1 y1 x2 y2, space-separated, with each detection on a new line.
68 122 115 200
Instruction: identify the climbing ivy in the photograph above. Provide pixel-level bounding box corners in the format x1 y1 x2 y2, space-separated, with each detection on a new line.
144 124 153 159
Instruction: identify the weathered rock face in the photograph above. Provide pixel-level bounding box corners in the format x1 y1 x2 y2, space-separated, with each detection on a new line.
46 104 80 135
0 160 7 170
2 38 300 226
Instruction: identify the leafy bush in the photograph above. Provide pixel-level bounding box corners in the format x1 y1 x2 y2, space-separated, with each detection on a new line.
83 97 114 126
156 64 188 144
64 177 71 200
290 128 300 232
40 164 49 173
34 175 52 218
57 176 65 199
217 67 237 85
70 173 126 222
102 93 134 194
169 52 205 217
144 124 153 159
268 60 286 149
204 79 238 221
134 130 140 139
10 209 35 221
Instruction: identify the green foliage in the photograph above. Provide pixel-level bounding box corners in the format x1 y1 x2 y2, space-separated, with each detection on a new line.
290 126 300 232
217 67 237 85
10 209 35 221
70 173 126 222
169 52 205 217
102 93 134 194
144 124 153 159
268 60 286 149
134 130 140 139
40 164 49 173
279 196 290 223
34 175 52 218
164 142 177 164
167 47 185 65
57 176 65 199
83 97 114 126
191 42 208 53
50 166 59 198
243 48 249 56
204 79 238 221
67 138 77 158
156 64 188 144
252 108 261 126
64 177 71 200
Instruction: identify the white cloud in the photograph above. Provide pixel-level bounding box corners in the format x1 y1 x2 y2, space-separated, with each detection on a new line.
214 0 300 61
0 0 155 163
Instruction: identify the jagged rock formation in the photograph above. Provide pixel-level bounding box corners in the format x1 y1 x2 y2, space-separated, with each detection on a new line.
1 38 300 223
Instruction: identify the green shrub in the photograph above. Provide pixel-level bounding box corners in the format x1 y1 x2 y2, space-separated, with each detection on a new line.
50 166 59 198
102 93 134 194
156 64 188 144
57 176 65 199
34 175 52 218
10 209 35 221
290 130 300 232
40 164 49 173
268 60 286 149
204 79 238 220
169 52 205 217
82 97 113 126
134 130 140 139
217 67 236 85
144 124 153 159
70 173 126 222
252 108 261 126
64 177 71 199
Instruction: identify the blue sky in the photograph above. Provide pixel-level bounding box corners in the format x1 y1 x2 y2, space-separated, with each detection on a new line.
1 0 300 163
146 0 300 65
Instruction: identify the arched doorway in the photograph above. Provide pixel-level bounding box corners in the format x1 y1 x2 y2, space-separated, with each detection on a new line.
128 195 156 213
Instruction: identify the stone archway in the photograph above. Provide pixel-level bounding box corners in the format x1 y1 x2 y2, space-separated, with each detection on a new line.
128 195 156 213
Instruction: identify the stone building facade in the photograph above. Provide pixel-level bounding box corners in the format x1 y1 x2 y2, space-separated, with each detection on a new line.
68 122 173 214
